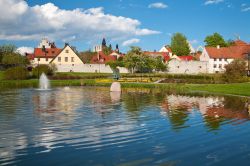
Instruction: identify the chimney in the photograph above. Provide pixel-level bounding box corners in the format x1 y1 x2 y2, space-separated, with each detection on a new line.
217 45 220 49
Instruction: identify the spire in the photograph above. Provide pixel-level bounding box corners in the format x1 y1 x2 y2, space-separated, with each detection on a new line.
102 38 106 47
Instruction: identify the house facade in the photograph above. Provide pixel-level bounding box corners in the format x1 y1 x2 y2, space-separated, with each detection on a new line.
200 40 250 73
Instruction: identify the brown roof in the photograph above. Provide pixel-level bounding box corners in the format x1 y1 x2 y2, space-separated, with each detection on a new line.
205 44 250 59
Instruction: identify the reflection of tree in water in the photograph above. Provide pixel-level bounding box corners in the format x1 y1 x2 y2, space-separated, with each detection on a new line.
122 89 165 117
166 106 190 131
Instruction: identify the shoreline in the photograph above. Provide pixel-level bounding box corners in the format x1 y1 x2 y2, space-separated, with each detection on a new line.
1 79 250 97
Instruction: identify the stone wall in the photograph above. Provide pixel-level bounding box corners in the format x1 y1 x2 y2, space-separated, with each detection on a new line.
168 60 209 74
56 64 129 73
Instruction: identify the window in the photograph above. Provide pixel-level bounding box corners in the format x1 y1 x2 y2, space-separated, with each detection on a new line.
58 57 61 62
219 64 222 68
71 57 74 62
214 58 216 61
65 57 68 62
52 51 55 54
225 58 227 62
177 66 180 68
46 58 48 62
199 66 202 69
219 58 222 61
38 58 40 61
65 50 69 53
72 64 74 66
214 64 217 68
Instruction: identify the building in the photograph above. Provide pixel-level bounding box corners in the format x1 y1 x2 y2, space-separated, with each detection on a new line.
200 40 250 73
26 39 61 65
50 43 84 72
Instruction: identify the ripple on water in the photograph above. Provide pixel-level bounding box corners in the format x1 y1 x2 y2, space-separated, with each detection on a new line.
1 87 250 165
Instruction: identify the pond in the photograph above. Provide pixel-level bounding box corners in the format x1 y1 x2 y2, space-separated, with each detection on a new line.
1 87 250 166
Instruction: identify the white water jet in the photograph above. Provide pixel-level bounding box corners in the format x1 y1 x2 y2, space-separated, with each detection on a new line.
39 73 50 90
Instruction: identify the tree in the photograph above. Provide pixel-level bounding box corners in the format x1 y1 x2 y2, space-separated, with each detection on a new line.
78 51 96 63
170 33 190 56
223 59 247 82
0 44 17 64
4 66 29 80
123 46 167 73
154 56 167 72
204 33 228 47
103 46 112 55
1 52 29 68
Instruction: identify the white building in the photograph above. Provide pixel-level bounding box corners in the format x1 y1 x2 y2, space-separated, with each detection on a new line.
200 40 250 73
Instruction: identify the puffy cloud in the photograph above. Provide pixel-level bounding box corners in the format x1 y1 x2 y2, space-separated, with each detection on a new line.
148 2 168 9
204 0 224 5
0 0 160 43
122 38 140 46
16 47 34 55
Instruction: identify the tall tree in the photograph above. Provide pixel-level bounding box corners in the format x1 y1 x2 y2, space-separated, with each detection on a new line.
170 33 190 56
204 33 228 47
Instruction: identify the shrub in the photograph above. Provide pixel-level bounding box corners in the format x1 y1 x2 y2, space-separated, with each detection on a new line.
4 66 29 80
223 59 247 83
32 64 54 78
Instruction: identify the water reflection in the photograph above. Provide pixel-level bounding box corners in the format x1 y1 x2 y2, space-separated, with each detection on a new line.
160 95 250 131
1 87 250 165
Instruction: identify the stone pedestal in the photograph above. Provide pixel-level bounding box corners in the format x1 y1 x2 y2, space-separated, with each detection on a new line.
110 82 121 92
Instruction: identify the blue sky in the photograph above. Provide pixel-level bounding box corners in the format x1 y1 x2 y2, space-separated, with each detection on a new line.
0 0 250 53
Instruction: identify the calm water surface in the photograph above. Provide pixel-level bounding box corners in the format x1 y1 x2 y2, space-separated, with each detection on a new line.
1 87 250 166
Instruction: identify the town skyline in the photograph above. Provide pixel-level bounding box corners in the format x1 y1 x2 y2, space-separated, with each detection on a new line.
0 0 250 53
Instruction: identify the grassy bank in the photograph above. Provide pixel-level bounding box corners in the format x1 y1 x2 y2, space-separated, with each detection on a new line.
1 78 250 97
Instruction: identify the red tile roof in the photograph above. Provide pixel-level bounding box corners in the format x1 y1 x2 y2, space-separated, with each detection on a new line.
33 48 62 58
233 40 248 46
178 55 194 61
205 44 250 59
90 51 116 64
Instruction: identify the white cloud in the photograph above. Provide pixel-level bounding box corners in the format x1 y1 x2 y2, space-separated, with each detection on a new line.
122 38 140 46
0 0 160 43
148 2 168 9
16 47 34 55
204 0 224 5
242 7 250 12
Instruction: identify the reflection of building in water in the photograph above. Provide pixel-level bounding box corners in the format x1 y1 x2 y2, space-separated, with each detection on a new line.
161 95 250 130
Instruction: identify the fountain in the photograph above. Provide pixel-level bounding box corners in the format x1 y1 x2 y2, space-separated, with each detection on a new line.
39 73 51 90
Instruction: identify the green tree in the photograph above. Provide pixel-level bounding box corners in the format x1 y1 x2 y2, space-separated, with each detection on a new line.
4 66 29 80
154 56 167 72
204 33 228 47
0 44 17 64
170 33 190 56
32 64 55 78
103 46 112 55
2 52 29 66
223 59 247 82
